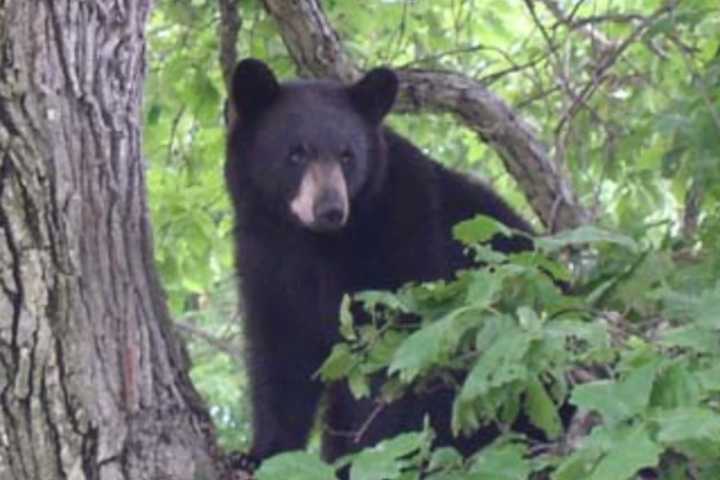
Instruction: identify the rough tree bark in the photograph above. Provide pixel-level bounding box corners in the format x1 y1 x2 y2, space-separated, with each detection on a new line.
0 2 222 479
260 0 591 232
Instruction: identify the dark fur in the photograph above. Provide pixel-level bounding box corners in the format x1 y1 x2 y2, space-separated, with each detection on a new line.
225 59 535 464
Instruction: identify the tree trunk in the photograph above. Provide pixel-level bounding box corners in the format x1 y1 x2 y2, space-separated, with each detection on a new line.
0 2 220 479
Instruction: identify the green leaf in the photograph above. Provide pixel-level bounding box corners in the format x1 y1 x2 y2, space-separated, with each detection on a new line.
516 306 543 334
388 305 484 382
427 447 463 471
453 323 531 434
349 432 424 480
461 329 530 398
651 361 702 409
692 284 720 329
189 69 221 125
256 452 336 480
588 424 662 480
657 407 720 455
469 244 508 264
661 283 720 329
464 269 505 309
348 370 371 398
659 326 720 354
525 377 562 439
552 444 604 480
319 344 356 381
544 320 612 362
388 317 452 382
339 294 356 340
571 361 659 424
536 226 639 253
365 330 405 373
469 443 531 480
453 215 513 245
697 365 720 393
355 290 411 313
510 251 571 282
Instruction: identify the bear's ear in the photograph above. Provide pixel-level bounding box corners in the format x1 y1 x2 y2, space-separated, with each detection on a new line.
348 68 398 124
230 58 280 122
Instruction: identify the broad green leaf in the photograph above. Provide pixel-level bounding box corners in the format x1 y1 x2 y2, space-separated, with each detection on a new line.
256 452 336 480
697 365 720 393
693 284 720 328
427 447 463 471
464 269 505 308
571 361 659 424
659 327 720 354
365 330 405 373
545 319 612 362
588 424 662 480
661 284 720 328
453 325 531 433
319 344 355 381
388 318 451 382
651 361 702 408
389 305 484 382
461 329 530 398
349 433 424 480
552 444 604 480
453 215 513 245
469 443 531 479
525 377 562 439
656 407 720 460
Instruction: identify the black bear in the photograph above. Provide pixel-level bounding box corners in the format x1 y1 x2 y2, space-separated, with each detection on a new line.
225 59 537 466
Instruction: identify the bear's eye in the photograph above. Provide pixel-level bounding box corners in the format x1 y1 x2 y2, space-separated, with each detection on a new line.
287 147 306 166
340 149 354 166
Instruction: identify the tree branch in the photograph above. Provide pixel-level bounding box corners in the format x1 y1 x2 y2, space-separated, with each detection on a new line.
218 0 242 128
217 0 241 91
682 179 703 241
175 320 244 363
536 0 618 54
261 0 590 231
553 2 676 137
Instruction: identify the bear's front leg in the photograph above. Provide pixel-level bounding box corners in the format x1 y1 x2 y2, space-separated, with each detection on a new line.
246 348 325 460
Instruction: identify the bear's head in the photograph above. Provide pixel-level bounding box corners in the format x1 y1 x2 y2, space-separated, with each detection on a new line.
226 59 398 233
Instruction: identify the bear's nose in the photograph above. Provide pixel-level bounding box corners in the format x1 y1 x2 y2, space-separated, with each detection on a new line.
313 201 346 231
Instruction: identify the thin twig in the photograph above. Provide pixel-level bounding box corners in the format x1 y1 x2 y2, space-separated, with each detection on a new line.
554 2 677 137
539 0 619 53
166 106 186 163
175 320 244 362
353 401 387 444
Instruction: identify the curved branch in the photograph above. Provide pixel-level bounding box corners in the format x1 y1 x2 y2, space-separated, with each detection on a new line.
261 0 590 231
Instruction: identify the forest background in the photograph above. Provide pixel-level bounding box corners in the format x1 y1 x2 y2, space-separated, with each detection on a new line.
2 1 716 479
146 1 720 478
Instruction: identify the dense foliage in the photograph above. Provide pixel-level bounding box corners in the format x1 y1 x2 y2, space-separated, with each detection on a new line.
143 1 719 478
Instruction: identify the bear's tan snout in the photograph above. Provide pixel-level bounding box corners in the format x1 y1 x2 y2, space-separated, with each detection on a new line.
290 161 349 232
